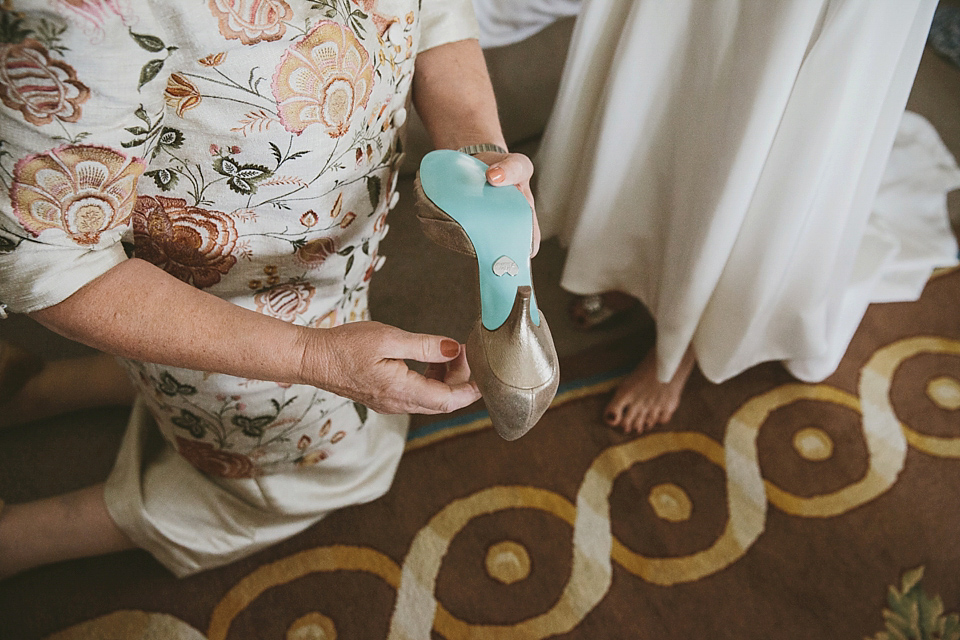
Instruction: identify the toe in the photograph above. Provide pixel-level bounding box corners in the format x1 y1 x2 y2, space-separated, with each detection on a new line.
624 403 647 434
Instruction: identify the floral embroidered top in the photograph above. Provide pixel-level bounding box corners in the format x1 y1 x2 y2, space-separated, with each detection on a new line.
0 0 478 479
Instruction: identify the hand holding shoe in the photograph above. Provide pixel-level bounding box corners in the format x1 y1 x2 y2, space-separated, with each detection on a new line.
299 321 481 415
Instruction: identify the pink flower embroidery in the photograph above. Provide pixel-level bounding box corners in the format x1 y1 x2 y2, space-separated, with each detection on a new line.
272 21 374 136
11 145 144 245
176 437 257 478
254 280 316 322
210 0 292 45
0 40 90 125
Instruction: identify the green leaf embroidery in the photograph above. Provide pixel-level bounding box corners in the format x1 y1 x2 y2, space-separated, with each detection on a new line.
232 414 274 438
0 10 33 44
145 168 179 191
129 29 166 52
172 410 206 438
138 59 165 89
366 174 381 208
157 372 197 396
353 402 368 425
345 253 355 276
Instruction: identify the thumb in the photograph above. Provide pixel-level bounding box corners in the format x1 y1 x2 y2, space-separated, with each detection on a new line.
485 153 533 187
388 330 462 364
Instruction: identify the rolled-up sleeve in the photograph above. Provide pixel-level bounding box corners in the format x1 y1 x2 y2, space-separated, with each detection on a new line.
419 0 481 53
0 6 165 314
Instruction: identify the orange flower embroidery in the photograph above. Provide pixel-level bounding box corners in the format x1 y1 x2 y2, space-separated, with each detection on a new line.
272 21 374 136
164 73 202 117
132 195 239 288
198 52 227 67
11 145 144 245
254 280 316 322
296 236 336 267
0 40 89 125
176 437 257 478
209 0 292 45
297 448 329 467
299 210 318 227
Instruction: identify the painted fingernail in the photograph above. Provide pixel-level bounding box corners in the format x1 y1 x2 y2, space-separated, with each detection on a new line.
488 167 505 184
441 339 460 357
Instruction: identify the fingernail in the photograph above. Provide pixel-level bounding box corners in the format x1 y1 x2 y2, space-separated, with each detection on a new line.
441 339 460 358
488 167 505 184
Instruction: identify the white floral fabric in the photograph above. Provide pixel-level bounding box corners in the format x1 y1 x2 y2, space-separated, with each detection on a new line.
0 0 479 575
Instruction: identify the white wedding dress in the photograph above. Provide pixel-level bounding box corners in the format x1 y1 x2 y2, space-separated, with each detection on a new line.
535 0 960 384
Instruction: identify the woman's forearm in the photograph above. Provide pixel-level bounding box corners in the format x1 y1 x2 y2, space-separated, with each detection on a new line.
412 38 507 151
29 258 310 384
28 258 480 414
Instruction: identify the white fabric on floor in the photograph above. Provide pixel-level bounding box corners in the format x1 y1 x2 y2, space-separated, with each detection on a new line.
535 0 960 384
472 0 581 48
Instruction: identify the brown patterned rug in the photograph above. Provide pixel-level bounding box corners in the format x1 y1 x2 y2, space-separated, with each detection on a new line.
1 269 959 640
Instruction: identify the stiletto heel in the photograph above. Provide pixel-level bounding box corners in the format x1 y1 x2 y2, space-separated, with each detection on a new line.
415 150 560 440
467 286 559 440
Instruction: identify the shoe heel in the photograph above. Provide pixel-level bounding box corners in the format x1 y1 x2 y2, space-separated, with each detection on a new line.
468 286 559 440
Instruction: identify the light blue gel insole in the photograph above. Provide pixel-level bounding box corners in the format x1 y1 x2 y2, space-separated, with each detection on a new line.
419 150 539 331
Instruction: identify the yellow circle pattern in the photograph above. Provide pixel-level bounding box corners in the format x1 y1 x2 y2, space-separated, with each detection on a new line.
648 483 693 522
927 376 960 410
485 541 532 585
287 613 337 640
792 427 834 461
192 336 960 640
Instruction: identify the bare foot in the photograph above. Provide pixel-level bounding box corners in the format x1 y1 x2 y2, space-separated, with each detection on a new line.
604 346 695 434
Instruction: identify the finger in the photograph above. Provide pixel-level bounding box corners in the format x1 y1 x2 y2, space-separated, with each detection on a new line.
424 362 447 381
486 153 534 188
442 347 471 386
401 370 481 413
387 330 462 364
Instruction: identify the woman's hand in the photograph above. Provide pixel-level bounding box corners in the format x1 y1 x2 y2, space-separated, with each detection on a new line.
301 321 481 415
478 151 541 256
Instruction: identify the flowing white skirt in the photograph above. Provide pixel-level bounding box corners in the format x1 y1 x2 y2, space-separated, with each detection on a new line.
535 0 960 383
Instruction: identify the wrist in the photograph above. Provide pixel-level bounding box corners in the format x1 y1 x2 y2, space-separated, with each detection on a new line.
294 325 333 389
457 143 507 156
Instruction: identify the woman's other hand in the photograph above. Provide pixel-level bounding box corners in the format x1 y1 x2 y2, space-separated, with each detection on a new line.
479 152 540 256
300 321 480 415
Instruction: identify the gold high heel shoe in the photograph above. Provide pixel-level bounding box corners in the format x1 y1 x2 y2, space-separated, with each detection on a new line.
414 152 559 440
